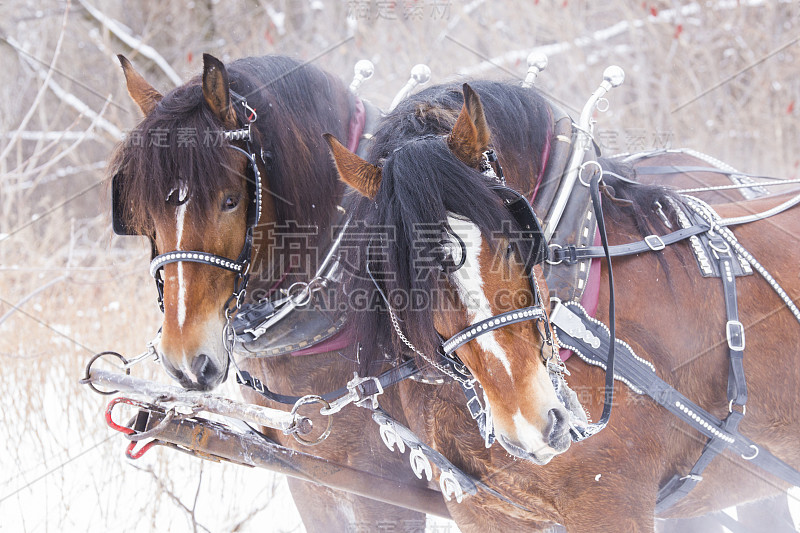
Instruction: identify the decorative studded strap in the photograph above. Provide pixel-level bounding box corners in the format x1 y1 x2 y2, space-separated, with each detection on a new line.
550 302 800 513
150 249 248 277
440 306 548 356
371 409 533 511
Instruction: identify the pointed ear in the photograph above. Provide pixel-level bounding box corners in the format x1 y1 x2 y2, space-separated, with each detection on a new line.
447 83 491 167
118 55 162 116
324 134 382 199
202 53 237 128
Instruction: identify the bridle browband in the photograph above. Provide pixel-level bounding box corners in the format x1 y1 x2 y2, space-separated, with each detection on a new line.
437 150 555 372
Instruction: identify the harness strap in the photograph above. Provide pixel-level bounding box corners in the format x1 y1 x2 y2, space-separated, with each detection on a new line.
440 306 548 356
551 223 710 264
588 172 617 433
237 358 420 406
635 165 782 182
371 409 534 511
552 302 800 512
712 237 748 406
655 214 751 511
654 229 749 511
655 411 744 512
460 380 495 448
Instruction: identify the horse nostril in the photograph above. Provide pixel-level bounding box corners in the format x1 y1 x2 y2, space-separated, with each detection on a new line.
547 407 571 451
160 358 193 389
191 353 211 378
192 354 220 389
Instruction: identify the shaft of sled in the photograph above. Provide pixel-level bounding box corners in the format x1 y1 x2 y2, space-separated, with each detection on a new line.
143 410 452 519
87 369 303 433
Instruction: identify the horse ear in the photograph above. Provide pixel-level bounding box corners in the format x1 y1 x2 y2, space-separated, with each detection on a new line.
323 133 382 199
447 83 491 167
202 53 237 128
117 55 162 116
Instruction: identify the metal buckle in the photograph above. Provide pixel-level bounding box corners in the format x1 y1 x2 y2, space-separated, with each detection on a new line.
679 473 703 482
322 373 384 415
351 374 384 409
726 320 745 351
465 395 483 419
546 243 563 265
644 234 666 251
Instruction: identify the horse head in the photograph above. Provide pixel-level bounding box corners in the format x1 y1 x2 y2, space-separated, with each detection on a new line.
114 54 272 390
326 84 587 464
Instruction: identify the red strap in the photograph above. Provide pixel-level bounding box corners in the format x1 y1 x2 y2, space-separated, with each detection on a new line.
105 397 159 459
559 227 602 362
347 97 366 153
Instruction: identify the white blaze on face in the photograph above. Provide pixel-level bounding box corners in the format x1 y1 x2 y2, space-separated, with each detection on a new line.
172 185 189 331
446 217 513 378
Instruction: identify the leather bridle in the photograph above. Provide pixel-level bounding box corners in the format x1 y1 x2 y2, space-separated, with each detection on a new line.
113 93 263 316
437 151 557 376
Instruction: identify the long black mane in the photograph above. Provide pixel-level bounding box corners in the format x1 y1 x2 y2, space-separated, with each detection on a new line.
345 80 679 373
111 56 354 287
346 81 553 372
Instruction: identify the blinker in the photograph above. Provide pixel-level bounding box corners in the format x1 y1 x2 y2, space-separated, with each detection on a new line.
491 185 549 267
111 144 262 237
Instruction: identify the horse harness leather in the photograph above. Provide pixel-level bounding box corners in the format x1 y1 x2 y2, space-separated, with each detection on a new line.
549 195 800 512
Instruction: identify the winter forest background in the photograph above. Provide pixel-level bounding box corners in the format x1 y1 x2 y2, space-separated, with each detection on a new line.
1 1 798 531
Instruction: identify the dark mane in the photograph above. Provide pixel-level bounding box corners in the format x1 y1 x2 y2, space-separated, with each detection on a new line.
111 56 354 285
347 136 528 373
346 81 683 373
369 80 552 198
347 80 554 373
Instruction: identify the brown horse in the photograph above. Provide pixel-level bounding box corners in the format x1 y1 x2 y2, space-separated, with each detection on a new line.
324 81 800 531
112 53 800 531
112 54 431 531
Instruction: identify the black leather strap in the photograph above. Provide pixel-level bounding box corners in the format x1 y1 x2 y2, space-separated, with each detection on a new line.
711 237 748 407
440 306 548 356
237 358 420 406
551 223 710 264
590 173 617 431
552 302 800 512
655 411 744 512
371 409 533 512
461 380 495 447
636 165 780 182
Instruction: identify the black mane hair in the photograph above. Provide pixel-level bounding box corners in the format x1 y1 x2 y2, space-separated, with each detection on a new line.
346 80 552 373
345 80 682 373
111 55 354 286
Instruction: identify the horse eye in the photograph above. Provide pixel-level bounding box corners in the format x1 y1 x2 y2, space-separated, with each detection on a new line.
222 195 240 211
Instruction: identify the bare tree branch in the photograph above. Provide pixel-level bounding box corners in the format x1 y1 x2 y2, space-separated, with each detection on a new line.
77 0 183 87
6 34 124 140
0 0 71 167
